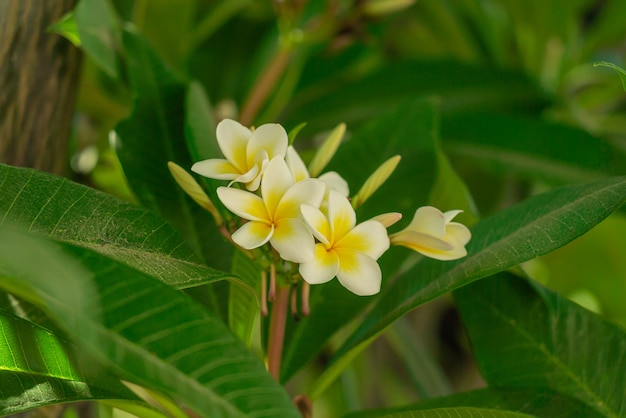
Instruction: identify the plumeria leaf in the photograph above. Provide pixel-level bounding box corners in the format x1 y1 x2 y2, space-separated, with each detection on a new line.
0 163 244 292
344 387 602 418
228 251 262 345
0 223 300 418
346 408 536 418
116 28 232 271
335 175 626 366
455 272 626 417
594 61 626 92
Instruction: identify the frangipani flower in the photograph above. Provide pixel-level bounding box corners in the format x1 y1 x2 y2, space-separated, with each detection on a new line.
285 146 349 196
192 119 288 191
390 206 471 260
299 190 390 296
217 156 325 263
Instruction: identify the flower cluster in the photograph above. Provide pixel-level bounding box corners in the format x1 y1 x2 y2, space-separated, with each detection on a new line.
171 119 470 304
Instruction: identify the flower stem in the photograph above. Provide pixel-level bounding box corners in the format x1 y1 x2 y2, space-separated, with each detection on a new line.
267 284 290 381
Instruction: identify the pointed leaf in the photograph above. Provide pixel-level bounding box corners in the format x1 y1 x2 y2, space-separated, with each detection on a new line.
455 273 626 417
336 175 626 361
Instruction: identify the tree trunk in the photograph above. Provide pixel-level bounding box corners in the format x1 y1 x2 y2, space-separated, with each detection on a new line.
0 0 81 175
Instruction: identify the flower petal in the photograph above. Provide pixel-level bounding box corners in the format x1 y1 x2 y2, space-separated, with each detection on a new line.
232 165 260 189
191 159 239 180
299 244 339 285
446 222 472 247
232 221 273 250
443 209 463 224
216 119 251 173
276 178 325 220
261 157 294 217
286 146 310 182
217 187 268 222
246 123 288 167
335 249 382 296
300 204 331 245
319 171 349 196
327 189 356 242
270 218 316 263
336 220 389 260
405 206 446 238
389 230 454 252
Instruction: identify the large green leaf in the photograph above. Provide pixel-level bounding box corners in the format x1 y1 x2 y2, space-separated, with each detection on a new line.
335 175 626 362
0 224 299 418
347 408 535 418
0 163 240 292
280 100 441 382
344 387 601 418
455 273 626 417
0 310 161 416
441 111 626 185
115 28 231 271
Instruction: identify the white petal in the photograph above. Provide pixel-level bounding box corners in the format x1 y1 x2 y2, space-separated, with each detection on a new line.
327 189 356 242
406 206 446 238
337 220 389 260
261 157 294 216
216 187 268 222
270 218 316 263
276 178 325 220
299 244 339 285
446 222 472 247
232 221 273 250
231 165 259 186
191 159 239 180
300 204 331 245
216 119 251 173
286 146 310 182
443 209 463 224
319 171 349 196
335 249 382 296
246 123 288 167
389 230 454 252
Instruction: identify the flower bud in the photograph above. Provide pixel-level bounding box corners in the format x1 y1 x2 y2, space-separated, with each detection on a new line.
308 123 346 177
352 155 401 209
168 162 223 225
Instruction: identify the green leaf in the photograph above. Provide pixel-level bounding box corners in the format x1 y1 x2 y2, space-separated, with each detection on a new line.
47 11 80 47
229 251 261 345
442 111 626 185
335 175 626 363
74 0 121 78
281 99 441 382
116 28 232 271
345 387 602 418
347 407 536 418
0 163 239 292
595 61 626 92
0 311 159 416
0 224 299 418
455 273 626 417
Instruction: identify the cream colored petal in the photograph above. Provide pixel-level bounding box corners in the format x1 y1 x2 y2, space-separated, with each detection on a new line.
275 178 325 220
390 230 454 252
319 171 349 196
216 119 251 173
216 187 268 222
232 165 260 189
300 204 331 246
299 244 340 285
246 123 288 167
443 209 463 224
286 146 310 182
191 159 239 180
405 206 446 237
370 212 403 228
445 222 472 247
335 249 382 296
261 156 294 217
232 221 273 250
336 220 389 260
271 218 315 263
327 189 356 242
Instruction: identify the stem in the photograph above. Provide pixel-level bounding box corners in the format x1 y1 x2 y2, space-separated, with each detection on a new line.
239 47 292 126
267 285 290 381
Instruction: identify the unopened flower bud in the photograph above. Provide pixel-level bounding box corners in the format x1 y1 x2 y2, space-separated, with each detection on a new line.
352 155 401 209
168 162 223 225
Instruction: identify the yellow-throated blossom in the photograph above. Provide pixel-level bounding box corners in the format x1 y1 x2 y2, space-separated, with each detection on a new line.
192 119 288 191
285 146 349 196
217 156 325 263
299 189 390 296
390 206 471 260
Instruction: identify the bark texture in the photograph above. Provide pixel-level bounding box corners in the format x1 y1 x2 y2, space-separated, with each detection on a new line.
0 0 81 175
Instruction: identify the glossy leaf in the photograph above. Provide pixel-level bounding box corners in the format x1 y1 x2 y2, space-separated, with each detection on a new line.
345 387 602 418
442 111 626 185
229 251 261 345
346 407 535 418
0 163 241 292
595 61 626 92
0 224 299 418
455 273 626 417
115 28 232 271
335 175 626 361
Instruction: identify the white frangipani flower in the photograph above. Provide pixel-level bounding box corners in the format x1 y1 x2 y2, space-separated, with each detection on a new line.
192 119 288 191
285 146 349 196
299 190 389 296
390 206 471 260
217 156 325 263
